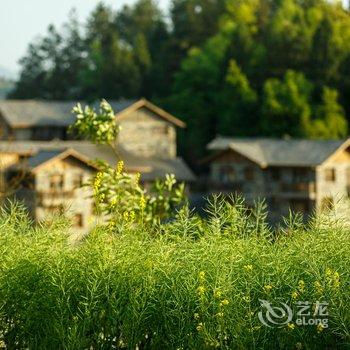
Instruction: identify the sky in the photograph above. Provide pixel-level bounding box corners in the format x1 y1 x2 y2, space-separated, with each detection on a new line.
0 0 169 77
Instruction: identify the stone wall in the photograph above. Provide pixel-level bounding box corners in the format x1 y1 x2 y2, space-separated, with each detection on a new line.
34 156 94 232
209 150 320 221
118 107 176 158
209 150 266 204
315 149 350 211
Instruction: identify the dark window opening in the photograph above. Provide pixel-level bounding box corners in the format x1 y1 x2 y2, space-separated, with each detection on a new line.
219 165 236 183
325 168 336 182
49 174 64 191
72 213 83 228
73 173 84 189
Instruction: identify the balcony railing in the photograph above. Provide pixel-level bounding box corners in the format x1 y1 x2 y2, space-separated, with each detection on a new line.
280 182 316 193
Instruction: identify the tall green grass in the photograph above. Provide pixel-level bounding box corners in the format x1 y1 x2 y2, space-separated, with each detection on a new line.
0 200 349 349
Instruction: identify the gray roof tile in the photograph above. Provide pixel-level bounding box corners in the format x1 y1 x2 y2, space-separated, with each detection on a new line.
0 140 195 181
0 99 136 127
207 137 350 167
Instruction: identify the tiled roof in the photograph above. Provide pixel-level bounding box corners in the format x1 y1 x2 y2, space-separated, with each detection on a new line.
0 98 187 128
207 137 350 167
27 150 65 168
0 100 136 128
0 141 195 181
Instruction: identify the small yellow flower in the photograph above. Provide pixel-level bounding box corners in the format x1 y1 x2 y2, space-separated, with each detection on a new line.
317 323 325 333
295 342 303 350
298 280 305 293
242 296 250 303
216 312 224 317
139 195 146 211
110 197 117 208
197 286 206 295
333 272 340 289
314 281 324 295
196 322 203 332
94 172 103 191
244 264 253 272
325 268 341 289
108 220 116 229
198 271 205 281
220 299 230 306
287 322 295 330
116 160 124 174
291 291 299 299
194 313 200 320
214 289 222 298
123 211 129 221
135 172 141 184
263 284 273 293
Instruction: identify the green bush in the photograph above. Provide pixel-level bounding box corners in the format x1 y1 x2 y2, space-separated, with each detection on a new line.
0 200 349 349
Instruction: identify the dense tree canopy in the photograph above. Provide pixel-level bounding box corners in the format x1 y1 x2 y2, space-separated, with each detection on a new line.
9 0 350 163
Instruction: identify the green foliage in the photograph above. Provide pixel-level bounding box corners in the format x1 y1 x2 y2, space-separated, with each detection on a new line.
91 162 185 225
70 100 186 225
71 100 120 145
0 78 14 99
218 60 258 136
308 87 348 139
170 0 350 162
0 201 349 349
9 0 350 162
261 70 313 137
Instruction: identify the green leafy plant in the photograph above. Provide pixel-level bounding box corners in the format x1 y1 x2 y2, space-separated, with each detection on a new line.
0 199 349 349
71 100 186 225
71 99 120 145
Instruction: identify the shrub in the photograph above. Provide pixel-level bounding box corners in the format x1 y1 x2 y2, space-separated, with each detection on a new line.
0 199 349 349
70 100 186 225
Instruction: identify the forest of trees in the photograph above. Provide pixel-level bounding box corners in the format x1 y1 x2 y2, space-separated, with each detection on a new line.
9 0 350 163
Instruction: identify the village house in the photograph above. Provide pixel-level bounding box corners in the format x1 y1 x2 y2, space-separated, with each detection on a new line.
0 99 195 231
206 137 350 221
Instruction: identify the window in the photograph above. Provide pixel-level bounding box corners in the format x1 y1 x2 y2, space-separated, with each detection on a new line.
32 127 65 141
72 214 83 228
219 165 236 183
321 197 334 211
49 174 64 191
244 167 255 181
153 125 168 134
325 168 336 182
73 173 84 189
46 205 64 215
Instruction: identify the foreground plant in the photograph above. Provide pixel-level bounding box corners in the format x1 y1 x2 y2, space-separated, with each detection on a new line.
71 100 185 225
0 201 349 349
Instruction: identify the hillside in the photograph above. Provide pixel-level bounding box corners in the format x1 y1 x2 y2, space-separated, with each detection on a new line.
0 77 14 99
